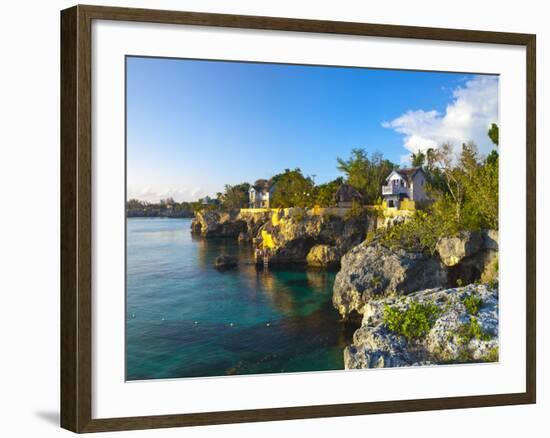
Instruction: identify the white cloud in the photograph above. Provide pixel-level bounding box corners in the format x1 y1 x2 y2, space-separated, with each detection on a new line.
383 75 499 158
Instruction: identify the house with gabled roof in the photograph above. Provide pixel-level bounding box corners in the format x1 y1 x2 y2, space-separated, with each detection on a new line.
334 184 363 208
381 167 428 209
249 179 276 208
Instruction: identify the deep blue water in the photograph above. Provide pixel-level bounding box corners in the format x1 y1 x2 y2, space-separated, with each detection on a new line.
126 218 354 380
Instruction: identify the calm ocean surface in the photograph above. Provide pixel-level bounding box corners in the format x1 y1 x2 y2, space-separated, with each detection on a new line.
126 217 354 380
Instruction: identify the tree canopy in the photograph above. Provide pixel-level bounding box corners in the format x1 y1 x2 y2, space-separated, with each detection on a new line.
488 123 499 146
410 151 426 167
314 177 344 207
218 182 250 210
336 149 397 204
271 168 315 208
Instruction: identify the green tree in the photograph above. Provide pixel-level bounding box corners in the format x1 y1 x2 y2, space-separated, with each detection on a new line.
488 123 499 146
336 149 396 204
127 198 145 209
410 150 426 167
271 168 315 208
428 141 498 231
314 177 343 207
219 183 250 210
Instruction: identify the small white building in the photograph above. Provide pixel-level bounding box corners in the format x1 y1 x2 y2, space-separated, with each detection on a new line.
381 167 428 209
249 179 275 209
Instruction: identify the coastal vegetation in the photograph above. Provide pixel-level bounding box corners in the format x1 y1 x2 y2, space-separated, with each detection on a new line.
383 300 441 342
374 125 499 253
126 198 194 218
215 183 251 210
336 150 397 204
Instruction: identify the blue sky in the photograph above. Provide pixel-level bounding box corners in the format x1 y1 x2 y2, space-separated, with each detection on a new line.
126 56 498 202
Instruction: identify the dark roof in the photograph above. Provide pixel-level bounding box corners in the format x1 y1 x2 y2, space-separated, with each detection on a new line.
335 184 363 202
252 179 273 193
390 167 424 183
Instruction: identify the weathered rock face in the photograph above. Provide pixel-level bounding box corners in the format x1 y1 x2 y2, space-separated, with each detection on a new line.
482 229 498 251
258 213 368 266
191 210 246 237
332 242 447 317
344 284 499 369
436 231 483 267
306 244 341 267
446 249 497 287
238 211 272 243
377 214 410 230
443 230 498 286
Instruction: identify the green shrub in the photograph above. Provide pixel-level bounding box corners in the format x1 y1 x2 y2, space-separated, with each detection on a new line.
482 346 499 362
462 294 483 315
365 230 377 244
378 210 452 254
344 200 367 220
456 317 491 345
383 301 441 342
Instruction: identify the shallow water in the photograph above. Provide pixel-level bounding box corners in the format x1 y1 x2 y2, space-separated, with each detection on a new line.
126 217 354 380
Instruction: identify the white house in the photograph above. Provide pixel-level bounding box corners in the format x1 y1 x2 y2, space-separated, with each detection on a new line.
381 167 428 209
249 179 275 208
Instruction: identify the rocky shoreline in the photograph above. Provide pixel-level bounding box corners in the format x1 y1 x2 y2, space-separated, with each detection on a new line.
190 208 499 369
333 229 499 368
191 208 374 267
344 283 498 369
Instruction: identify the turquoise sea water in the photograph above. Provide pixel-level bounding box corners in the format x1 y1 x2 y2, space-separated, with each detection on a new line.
126 218 355 380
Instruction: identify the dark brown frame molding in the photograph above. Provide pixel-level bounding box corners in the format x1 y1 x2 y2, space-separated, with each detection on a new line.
61 4 536 433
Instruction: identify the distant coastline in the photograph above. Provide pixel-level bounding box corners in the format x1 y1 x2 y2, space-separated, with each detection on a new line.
126 198 194 218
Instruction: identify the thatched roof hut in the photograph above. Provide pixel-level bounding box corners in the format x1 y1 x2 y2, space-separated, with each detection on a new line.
335 184 363 207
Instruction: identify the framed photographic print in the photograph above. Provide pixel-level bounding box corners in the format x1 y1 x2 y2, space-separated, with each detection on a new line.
60 4 536 433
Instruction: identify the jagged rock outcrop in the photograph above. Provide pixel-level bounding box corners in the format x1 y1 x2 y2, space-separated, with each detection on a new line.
190 210 246 237
238 210 272 243
482 229 498 251
258 213 368 266
444 230 498 286
377 214 410 230
436 231 483 267
332 242 447 317
344 284 499 369
306 244 341 267
214 255 238 270
333 229 499 318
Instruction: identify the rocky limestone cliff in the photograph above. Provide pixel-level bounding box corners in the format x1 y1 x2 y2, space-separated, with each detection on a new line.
333 230 498 319
344 283 499 369
237 210 272 243
306 244 341 267
439 230 498 287
190 208 371 267
436 230 483 266
332 242 447 318
190 210 247 237
257 212 369 266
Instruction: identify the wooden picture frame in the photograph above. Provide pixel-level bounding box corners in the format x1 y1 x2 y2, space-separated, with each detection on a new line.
61 4 536 433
